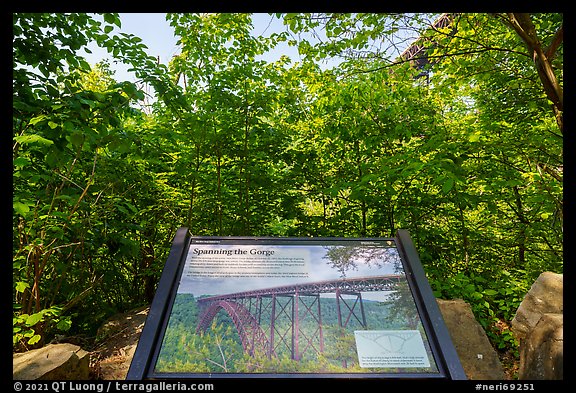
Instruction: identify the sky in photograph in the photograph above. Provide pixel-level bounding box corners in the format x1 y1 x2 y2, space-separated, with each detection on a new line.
176 244 404 302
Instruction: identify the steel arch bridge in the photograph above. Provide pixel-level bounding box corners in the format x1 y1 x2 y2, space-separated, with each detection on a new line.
195 275 405 362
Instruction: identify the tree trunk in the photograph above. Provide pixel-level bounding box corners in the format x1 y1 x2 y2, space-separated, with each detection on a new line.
186 144 201 230
502 13 563 133
216 148 223 235
513 186 528 266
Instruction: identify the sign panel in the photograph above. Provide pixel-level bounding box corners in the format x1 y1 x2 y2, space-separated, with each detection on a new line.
127 229 466 380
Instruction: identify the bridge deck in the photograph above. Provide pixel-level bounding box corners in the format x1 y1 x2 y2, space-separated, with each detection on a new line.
197 274 405 304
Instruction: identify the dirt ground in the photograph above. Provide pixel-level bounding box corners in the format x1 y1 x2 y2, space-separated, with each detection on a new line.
89 306 149 380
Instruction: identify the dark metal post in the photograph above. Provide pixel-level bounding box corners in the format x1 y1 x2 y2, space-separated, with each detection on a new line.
335 288 342 328
269 295 276 359
358 292 367 329
317 294 324 353
290 295 295 360
293 289 299 360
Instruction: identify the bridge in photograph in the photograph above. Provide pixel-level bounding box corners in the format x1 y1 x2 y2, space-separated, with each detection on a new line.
195 275 405 361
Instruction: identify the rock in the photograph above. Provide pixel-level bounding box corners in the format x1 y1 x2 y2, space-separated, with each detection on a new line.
517 313 563 380
93 306 149 380
511 272 563 380
511 272 563 341
13 343 90 380
437 298 506 380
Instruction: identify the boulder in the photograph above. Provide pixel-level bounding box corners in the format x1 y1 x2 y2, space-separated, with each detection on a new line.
517 313 563 380
437 298 506 380
13 343 90 380
511 272 563 341
511 272 563 380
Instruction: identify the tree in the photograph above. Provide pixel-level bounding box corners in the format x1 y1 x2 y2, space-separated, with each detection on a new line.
164 13 294 236
13 12 183 349
496 13 563 132
273 12 562 353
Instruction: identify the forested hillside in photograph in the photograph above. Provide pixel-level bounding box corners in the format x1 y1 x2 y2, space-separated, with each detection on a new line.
154 291 431 374
13 13 562 375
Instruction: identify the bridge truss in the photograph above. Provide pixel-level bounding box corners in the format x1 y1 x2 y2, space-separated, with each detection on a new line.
195 275 405 362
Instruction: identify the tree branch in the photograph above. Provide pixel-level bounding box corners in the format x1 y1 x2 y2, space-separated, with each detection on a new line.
346 46 528 77
503 13 563 118
545 24 563 60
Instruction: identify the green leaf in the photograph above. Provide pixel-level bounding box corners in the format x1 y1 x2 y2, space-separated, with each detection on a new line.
69 132 85 148
56 318 72 332
45 149 62 168
13 157 31 168
472 291 484 300
14 314 28 324
63 120 75 131
483 289 498 296
103 13 121 27
15 282 30 293
47 225 65 240
14 134 54 146
27 334 42 345
442 178 454 194
78 58 92 72
124 201 138 213
13 201 31 216
29 115 47 126
25 313 44 327
468 132 481 142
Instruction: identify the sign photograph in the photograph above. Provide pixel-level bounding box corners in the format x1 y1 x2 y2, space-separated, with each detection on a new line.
149 236 446 377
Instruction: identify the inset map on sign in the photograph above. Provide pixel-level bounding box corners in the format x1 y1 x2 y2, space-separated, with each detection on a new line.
354 330 431 368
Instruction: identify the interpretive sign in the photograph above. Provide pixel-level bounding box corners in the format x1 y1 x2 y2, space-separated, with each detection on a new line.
127 228 466 380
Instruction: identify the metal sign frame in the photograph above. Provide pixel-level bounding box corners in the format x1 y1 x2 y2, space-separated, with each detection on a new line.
127 228 466 380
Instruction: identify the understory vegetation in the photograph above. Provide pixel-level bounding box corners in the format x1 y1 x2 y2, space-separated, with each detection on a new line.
13 13 562 376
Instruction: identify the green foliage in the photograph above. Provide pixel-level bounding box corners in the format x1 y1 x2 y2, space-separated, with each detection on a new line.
13 12 180 349
429 269 528 352
13 305 71 350
13 12 562 368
